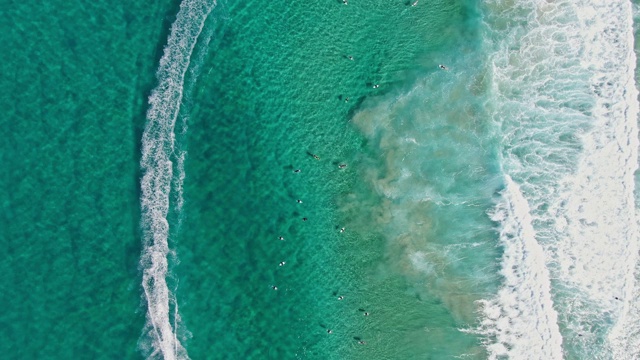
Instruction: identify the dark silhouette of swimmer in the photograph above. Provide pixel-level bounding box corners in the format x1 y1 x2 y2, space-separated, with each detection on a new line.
339 164 347 168
373 84 379 89
297 199 303 203
338 296 344 300
279 261 286 266
439 64 447 70
272 286 278 290
294 169 301 173
278 236 284 240
363 312 369 316
348 55 354 61
327 329 333 334
340 227 345 233
302 217 308 221
345 97 350 102
313 154 320 160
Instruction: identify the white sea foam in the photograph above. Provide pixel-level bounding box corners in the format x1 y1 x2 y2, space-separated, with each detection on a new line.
139 0 216 359
481 0 640 358
478 176 563 359
570 2 640 358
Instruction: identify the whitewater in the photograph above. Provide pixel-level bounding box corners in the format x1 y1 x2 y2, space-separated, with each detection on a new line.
479 0 640 359
139 0 216 359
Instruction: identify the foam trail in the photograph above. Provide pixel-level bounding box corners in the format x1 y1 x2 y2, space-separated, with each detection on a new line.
480 0 640 357
139 0 216 359
479 176 563 359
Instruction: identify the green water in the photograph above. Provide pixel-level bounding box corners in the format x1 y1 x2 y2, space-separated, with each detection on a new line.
0 0 491 359
175 0 491 359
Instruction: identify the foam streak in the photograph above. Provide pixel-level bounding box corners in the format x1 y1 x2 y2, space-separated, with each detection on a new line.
139 1 216 359
479 176 564 359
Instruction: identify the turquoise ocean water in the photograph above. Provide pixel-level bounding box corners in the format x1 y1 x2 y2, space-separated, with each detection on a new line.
2 0 640 359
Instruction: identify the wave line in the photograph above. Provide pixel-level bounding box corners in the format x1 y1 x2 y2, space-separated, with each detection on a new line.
139 1 216 359
478 176 563 359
